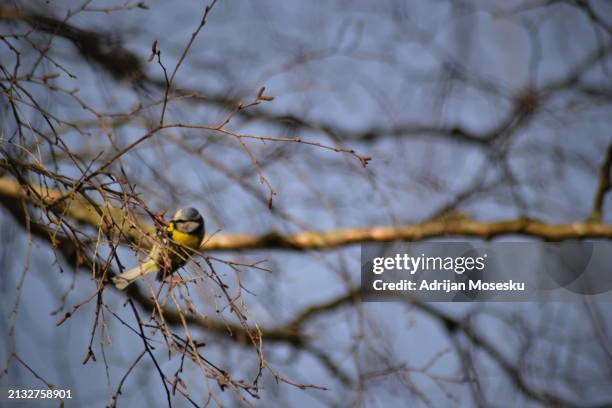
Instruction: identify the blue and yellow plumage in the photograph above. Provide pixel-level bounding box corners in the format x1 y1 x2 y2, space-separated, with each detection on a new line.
112 208 205 290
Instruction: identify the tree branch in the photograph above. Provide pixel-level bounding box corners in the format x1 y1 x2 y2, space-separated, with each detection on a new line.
1 177 612 257
0 5 491 147
590 143 612 221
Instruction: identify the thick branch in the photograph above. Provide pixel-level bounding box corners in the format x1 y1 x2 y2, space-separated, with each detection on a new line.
204 218 612 249
0 6 142 79
2 178 612 257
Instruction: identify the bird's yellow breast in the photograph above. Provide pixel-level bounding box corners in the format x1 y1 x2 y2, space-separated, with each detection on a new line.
167 225 203 249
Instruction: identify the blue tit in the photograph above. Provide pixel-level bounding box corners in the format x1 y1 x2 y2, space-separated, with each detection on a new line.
112 207 205 290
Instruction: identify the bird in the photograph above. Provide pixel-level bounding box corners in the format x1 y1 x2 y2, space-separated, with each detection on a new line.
111 207 205 290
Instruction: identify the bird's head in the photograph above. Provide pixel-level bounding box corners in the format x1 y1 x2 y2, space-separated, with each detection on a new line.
169 207 205 235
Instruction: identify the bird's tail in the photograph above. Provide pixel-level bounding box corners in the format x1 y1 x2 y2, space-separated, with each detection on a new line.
111 260 159 290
